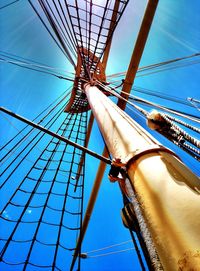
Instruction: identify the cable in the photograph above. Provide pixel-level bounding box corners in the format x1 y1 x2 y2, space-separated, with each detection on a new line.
28 0 69 60
88 248 135 258
111 85 200 124
107 52 200 79
0 0 20 10
0 88 71 166
85 240 132 254
0 100 88 271
0 58 74 81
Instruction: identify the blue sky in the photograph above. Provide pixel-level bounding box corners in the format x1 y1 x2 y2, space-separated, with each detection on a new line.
0 0 200 270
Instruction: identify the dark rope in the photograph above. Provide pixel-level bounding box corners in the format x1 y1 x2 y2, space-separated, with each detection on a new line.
0 0 20 10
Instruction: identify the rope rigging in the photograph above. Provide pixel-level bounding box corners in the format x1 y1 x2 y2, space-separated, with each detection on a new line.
147 111 200 160
131 86 194 108
103 81 200 123
1 1 199 270
128 95 200 124
0 0 20 10
28 0 72 61
28 0 129 72
0 88 72 167
0 106 111 168
0 88 71 151
0 96 70 190
96 81 200 161
107 52 200 79
108 79 196 108
0 96 88 271
188 97 200 112
0 54 74 81
81 248 135 258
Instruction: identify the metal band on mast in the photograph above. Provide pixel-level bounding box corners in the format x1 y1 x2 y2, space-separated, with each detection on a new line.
85 84 200 271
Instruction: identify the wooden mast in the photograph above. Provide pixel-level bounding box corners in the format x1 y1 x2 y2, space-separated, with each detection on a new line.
84 84 200 270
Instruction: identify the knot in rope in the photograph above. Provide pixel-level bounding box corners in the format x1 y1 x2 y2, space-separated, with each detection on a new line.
147 110 171 131
108 158 128 196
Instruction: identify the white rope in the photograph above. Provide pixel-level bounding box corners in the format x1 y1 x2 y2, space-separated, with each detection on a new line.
126 104 146 121
187 98 200 112
88 248 135 258
106 52 200 79
0 59 74 79
108 84 200 124
85 239 132 254
96 81 148 117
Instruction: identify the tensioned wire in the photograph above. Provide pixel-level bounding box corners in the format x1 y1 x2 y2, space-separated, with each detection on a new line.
106 81 200 124
107 52 200 79
96 81 200 160
98 80 200 136
0 87 72 165
0 101 67 189
0 0 20 10
0 88 72 189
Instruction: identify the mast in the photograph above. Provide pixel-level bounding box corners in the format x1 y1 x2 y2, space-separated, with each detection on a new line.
84 84 200 270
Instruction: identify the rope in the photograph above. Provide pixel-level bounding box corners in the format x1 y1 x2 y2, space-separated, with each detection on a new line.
0 99 88 270
0 106 111 166
23 110 79 270
147 111 200 160
37 0 76 67
0 102 67 189
0 89 71 166
0 0 20 10
112 86 200 124
188 97 200 112
96 81 200 160
88 248 135 258
132 86 194 107
0 88 70 151
64 0 129 74
161 114 200 149
85 240 132 254
163 114 200 134
107 52 200 79
0 58 74 81
125 179 164 270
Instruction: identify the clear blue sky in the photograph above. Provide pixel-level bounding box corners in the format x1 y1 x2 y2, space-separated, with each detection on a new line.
0 0 200 270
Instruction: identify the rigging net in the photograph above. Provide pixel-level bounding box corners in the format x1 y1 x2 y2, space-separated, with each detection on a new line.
0 92 88 270
29 0 129 112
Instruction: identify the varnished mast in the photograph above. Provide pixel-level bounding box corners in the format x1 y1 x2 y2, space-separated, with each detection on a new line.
85 83 200 270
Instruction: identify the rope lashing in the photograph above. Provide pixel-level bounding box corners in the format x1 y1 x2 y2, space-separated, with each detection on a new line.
108 158 128 196
147 110 200 149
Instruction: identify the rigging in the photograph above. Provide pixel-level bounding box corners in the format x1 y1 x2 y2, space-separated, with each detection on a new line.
1 1 200 271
